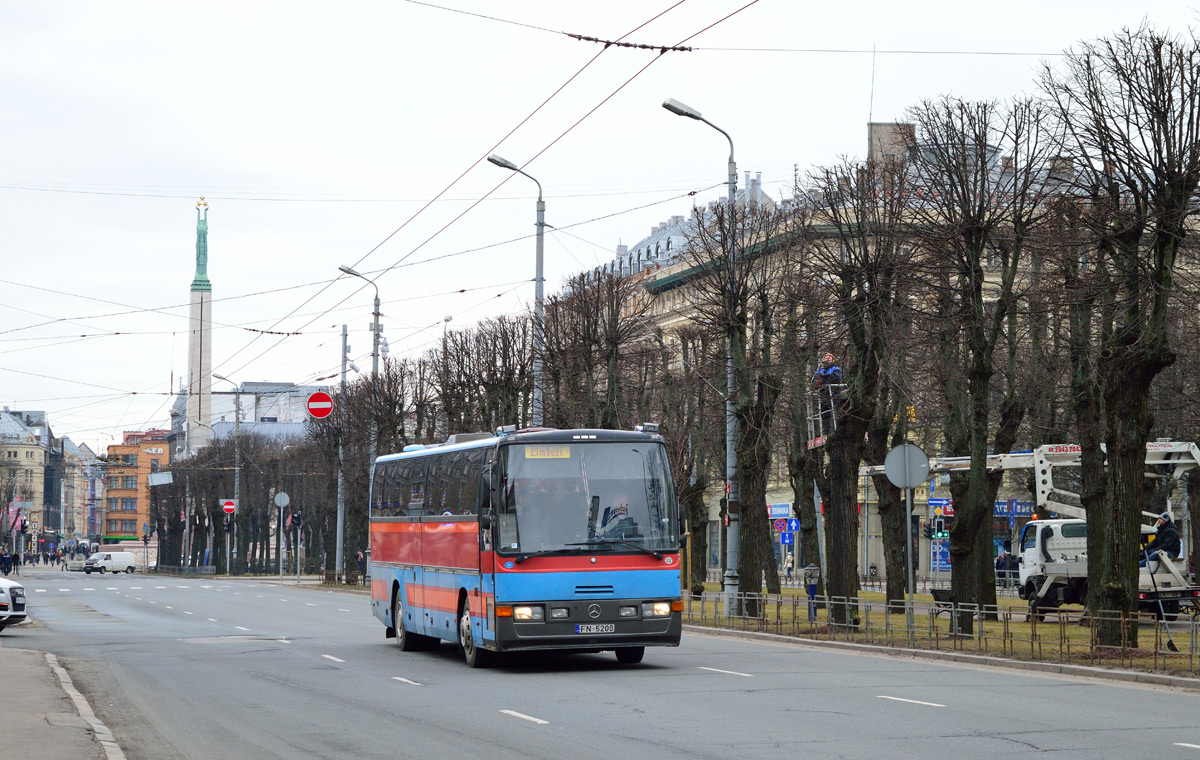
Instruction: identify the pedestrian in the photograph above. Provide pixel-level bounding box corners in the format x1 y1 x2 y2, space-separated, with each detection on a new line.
811 352 843 437
357 549 365 583
785 553 794 581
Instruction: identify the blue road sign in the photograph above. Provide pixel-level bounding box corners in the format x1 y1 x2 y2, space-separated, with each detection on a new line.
928 498 951 507
931 540 951 571
769 503 790 518
787 518 800 532
781 531 794 546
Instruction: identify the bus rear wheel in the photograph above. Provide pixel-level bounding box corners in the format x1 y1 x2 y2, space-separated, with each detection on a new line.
393 594 420 652
459 603 491 668
615 646 645 664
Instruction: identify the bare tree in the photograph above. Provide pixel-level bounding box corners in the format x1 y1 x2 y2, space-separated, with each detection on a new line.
904 96 1056 630
1040 26 1200 645
682 200 802 604
805 156 917 616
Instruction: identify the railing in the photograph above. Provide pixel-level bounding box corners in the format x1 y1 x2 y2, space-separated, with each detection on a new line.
683 591 1200 676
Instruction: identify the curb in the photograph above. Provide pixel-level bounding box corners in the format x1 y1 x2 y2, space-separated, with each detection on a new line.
682 624 1200 692
45 653 127 760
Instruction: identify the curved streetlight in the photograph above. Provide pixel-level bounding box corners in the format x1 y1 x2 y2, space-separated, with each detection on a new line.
212 373 240 576
487 153 545 427
663 97 740 604
338 264 381 460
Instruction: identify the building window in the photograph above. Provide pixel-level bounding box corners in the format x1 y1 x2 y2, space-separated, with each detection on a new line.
121 498 137 511
150 459 160 473
107 498 118 511
26 450 33 459
121 455 138 466
122 476 137 489
109 476 120 489
120 520 136 533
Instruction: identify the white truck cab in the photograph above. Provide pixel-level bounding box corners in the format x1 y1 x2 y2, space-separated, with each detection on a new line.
1018 518 1197 618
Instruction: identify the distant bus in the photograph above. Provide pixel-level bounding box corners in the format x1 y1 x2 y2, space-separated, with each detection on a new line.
369 426 682 667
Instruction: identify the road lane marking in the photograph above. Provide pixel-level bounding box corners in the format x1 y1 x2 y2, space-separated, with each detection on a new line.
149 601 157 604
155 586 166 589
306 603 316 607
84 588 95 591
131 586 142 590
176 585 190 588
878 696 945 708
501 710 548 725
393 677 423 686
184 611 193 615
235 626 249 631
59 588 70 592
698 667 753 677
166 606 173 610
207 618 218 622
338 609 350 612
1175 744 1200 750
35 589 46 592
322 655 345 663
106 587 117 591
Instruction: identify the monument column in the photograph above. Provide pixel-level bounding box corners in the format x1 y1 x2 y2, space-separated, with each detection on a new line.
186 198 213 452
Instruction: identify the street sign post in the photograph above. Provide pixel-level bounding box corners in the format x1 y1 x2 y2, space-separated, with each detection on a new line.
220 499 238 515
787 518 800 532
274 491 290 580
306 391 334 419
773 518 787 532
884 442 930 642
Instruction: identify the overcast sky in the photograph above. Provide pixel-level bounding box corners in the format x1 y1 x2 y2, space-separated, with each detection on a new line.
1 1 1195 453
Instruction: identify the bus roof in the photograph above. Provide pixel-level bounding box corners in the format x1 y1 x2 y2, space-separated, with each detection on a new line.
373 428 665 465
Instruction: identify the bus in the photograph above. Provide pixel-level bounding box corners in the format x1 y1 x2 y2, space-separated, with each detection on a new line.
369 426 683 667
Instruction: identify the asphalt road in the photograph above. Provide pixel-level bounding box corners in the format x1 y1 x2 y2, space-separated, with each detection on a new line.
7 565 1200 760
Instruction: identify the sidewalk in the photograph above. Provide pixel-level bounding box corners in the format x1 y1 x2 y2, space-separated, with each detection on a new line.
0 644 122 760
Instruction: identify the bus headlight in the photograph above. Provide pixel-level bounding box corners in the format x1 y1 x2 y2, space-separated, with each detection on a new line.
513 605 544 621
550 607 570 619
642 601 672 618
619 606 638 617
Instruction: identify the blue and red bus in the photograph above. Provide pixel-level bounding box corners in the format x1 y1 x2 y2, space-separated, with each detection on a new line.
369 426 682 667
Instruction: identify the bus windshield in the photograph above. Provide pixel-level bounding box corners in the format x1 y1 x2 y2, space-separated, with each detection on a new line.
496 441 677 555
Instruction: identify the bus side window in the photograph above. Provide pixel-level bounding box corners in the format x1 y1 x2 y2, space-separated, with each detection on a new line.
426 453 447 516
404 459 429 516
460 449 482 516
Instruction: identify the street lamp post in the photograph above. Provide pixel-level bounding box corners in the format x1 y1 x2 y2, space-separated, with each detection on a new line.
213 373 240 576
338 265 381 465
662 98 740 607
486 153 545 427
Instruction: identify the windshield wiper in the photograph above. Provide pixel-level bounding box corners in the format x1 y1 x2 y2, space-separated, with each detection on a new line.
510 548 579 564
565 539 663 559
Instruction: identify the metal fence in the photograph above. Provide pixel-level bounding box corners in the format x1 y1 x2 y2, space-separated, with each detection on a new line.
683 591 1200 675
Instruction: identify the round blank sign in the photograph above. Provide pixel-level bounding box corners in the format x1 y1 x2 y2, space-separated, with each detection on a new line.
884 443 930 489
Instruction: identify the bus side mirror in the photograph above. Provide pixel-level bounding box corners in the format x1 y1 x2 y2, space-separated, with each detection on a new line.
479 514 493 530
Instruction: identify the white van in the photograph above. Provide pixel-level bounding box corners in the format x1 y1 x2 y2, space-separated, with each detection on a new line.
84 551 137 574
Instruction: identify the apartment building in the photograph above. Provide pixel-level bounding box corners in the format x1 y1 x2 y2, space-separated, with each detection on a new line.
103 430 168 542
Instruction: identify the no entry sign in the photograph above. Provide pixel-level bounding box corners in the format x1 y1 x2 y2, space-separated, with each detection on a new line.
307 391 334 419
221 499 238 514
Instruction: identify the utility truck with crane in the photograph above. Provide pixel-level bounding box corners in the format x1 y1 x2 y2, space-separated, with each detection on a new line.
864 440 1200 619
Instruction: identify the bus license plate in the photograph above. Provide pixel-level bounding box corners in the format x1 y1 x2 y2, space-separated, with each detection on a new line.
576 624 615 634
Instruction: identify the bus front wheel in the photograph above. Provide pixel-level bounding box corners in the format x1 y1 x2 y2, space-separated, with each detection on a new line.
615 646 644 664
393 594 420 652
459 603 491 668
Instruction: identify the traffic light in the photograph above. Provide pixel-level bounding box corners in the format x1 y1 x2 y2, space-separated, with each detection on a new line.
142 534 150 546
933 518 949 539
222 516 232 533
922 524 934 539
293 512 302 530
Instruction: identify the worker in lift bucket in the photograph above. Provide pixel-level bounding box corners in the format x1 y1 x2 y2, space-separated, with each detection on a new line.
811 352 843 434
1141 512 1181 568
